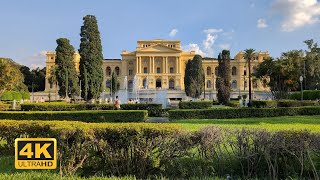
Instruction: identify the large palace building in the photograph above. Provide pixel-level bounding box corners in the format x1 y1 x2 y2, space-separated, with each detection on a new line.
45 39 269 100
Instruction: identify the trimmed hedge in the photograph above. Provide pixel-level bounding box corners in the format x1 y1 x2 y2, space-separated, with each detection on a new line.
179 101 213 109
0 110 148 122
290 90 320 100
21 103 114 111
169 106 320 120
252 100 277 108
0 121 319 179
252 100 318 108
21 103 164 117
0 102 10 111
121 103 164 117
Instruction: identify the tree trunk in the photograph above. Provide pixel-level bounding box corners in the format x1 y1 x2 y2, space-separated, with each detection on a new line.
248 58 252 107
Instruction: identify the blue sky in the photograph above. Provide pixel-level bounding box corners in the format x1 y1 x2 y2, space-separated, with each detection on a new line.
1 0 320 69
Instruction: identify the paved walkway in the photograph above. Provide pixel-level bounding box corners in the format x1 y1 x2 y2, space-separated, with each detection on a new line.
146 117 169 123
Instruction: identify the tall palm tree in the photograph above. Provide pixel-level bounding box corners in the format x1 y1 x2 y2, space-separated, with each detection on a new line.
244 48 255 106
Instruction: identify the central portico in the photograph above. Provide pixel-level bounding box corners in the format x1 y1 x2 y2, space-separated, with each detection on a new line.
117 39 195 90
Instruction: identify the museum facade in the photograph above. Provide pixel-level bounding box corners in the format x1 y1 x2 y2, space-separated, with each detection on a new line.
45 39 269 98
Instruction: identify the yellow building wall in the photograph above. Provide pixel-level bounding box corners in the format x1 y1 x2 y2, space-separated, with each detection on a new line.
45 40 269 93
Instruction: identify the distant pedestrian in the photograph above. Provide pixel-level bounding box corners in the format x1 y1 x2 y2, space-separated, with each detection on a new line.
114 96 121 110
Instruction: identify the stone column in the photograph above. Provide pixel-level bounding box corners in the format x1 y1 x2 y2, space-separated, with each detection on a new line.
162 57 165 74
139 57 142 73
136 56 139 74
175 56 179 73
149 56 152 74
165 56 168 73
152 56 155 74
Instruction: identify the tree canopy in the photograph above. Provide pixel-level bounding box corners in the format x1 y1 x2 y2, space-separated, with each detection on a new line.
184 55 205 98
79 15 104 101
216 50 231 104
55 38 79 99
0 58 27 96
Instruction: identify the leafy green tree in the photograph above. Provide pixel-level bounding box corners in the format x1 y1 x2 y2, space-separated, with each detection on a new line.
111 71 119 99
216 50 231 104
55 38 79 99
79 15 104 101
255 51 304 99
184 55 205 98
244 49 255 106
20 66 46 92
0 58 26 96
304 39 320 90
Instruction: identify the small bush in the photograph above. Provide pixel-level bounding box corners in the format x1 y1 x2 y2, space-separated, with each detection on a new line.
169 106 320 120
121 104 163 117
252 100 277 108
0 110 148 122
179 101 213 109
0 102 10 111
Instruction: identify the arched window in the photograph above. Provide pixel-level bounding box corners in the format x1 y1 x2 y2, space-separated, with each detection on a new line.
232 67 237 76
169 79 175 89
207 80 212 88
128 80 133 89
156 79 162 88
207 67 212 76
115 67 120 76
106 67 111 76
106 80 111 88
215 67 218 76
143 78 148 89
231 80 237 89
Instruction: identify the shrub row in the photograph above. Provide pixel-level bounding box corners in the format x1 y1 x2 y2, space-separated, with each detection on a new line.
252 100 318 108
290 90 320 100
21 103 114 111
169 106 320 120
0 91 30 101
0 110 148 122
0 121 319 179
21 103 164 117
179 101 213 109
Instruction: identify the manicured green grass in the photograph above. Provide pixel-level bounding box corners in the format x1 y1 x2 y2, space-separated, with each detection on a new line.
169 115 320 132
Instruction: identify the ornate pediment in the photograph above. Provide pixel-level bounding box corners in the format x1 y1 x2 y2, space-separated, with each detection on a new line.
137 44 182 53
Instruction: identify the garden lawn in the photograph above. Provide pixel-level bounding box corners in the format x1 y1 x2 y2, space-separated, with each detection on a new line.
169 115 320 132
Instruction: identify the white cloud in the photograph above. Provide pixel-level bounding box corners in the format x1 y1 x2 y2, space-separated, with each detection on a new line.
182 28 224 57
257 18 268 28
219 43 231 50
181 43 206 56
273 0 320 32
169 28 178 37
24 51 46 69
203 28 223 34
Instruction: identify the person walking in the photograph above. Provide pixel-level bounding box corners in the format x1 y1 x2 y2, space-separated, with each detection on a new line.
114 96 121 110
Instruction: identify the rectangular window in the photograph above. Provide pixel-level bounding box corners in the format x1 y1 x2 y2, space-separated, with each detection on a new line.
157 67 161 73
144 67 148 74
129 69 133 76
170 67 174 73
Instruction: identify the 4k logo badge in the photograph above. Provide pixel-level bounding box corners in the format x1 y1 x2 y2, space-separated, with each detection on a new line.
15 138 57 169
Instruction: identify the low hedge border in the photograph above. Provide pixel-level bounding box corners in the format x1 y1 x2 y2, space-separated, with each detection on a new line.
252 100 318 108
21 103 164 117
169 106 320 120
179 101 213 109
0 110 148 122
